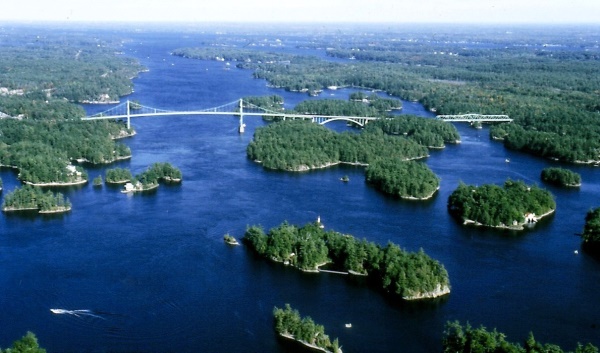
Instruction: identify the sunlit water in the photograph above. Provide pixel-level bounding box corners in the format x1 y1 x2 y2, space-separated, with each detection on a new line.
1 28 599 353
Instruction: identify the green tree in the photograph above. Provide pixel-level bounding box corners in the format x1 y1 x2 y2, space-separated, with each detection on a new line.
2 331 46 353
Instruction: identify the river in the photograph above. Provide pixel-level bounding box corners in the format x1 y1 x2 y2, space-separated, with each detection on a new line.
0 25 599 353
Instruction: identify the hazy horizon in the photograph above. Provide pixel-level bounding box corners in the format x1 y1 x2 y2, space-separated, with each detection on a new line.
2 0 599 25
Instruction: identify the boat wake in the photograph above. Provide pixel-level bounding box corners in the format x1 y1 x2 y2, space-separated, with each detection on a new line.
50 308 105 319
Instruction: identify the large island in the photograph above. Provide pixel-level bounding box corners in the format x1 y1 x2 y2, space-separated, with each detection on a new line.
244 221 450 300
247 117 454 199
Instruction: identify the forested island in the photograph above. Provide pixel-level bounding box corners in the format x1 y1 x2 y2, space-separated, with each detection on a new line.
246 115 456 199
273 304 342 353
0 34 142 186
121 162 182 193
443 321 598 353
174 35 600 164
247 120 429 170
244 222 450 300
582 208 600 251
448 180 556 230
2 185 71 214
105 167 134 184
541 167 581 187
365 159 440 200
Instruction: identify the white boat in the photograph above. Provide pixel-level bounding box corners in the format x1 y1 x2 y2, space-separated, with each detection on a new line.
50 309 68 314
345 323 352 328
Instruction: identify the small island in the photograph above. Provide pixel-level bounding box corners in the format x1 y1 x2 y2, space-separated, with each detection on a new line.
541 167 581 187
2 184 71 214
365 159 440 200
120 162 182 193
581 207 600 252
92 175 103 187
273 304 342 353
224 233 239 245
244 221 450 300
448 179 556 231
105 167 133 184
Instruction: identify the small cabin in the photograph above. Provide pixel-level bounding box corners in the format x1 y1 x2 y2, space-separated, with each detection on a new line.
525 213 537 223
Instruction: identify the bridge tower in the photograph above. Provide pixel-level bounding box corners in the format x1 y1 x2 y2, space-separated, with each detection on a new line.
238 99 246 133
126 100 131 129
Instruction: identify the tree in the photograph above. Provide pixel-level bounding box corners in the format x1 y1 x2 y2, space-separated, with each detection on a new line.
582 208 600 248
2 332 46 353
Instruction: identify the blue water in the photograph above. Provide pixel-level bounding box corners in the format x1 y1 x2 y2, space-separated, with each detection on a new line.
1 26 599 353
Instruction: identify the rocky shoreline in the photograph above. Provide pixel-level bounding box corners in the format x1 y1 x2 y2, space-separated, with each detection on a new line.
279 333 342 353
254 154 429 173
463 208 555 231
402 284 451 300
400 186 440 201
23 179 87 187
3 205 71 214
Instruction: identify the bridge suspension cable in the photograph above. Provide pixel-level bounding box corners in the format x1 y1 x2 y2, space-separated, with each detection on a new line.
436 113 512 122
82 98 384 132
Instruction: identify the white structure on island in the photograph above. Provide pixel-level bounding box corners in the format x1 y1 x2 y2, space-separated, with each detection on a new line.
524 213 538 223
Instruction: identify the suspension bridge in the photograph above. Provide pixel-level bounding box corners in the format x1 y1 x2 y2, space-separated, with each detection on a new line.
83 99 380 133
82 99 511 132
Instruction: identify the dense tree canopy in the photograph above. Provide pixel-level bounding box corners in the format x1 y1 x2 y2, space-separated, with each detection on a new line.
365 159 440 199
246 119 446 199
2 185 70 213
443 321 598 353
582 208 600 248
1 332 46 353
366 115 460 148
105 167 133 183
273 304 341 353
244 222 450 299
0 36 143 104
247 119 429 170
0 119 131 183
0 32 141 186
541 167 581 187
175 31 600 163
448 180 556 229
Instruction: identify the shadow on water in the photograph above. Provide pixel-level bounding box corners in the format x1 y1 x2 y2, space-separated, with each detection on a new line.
381 290 450 314
3 209 42 221
582 242 600 263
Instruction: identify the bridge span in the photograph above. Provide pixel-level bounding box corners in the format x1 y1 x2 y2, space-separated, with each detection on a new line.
83 99 379 133
83 99 511 132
